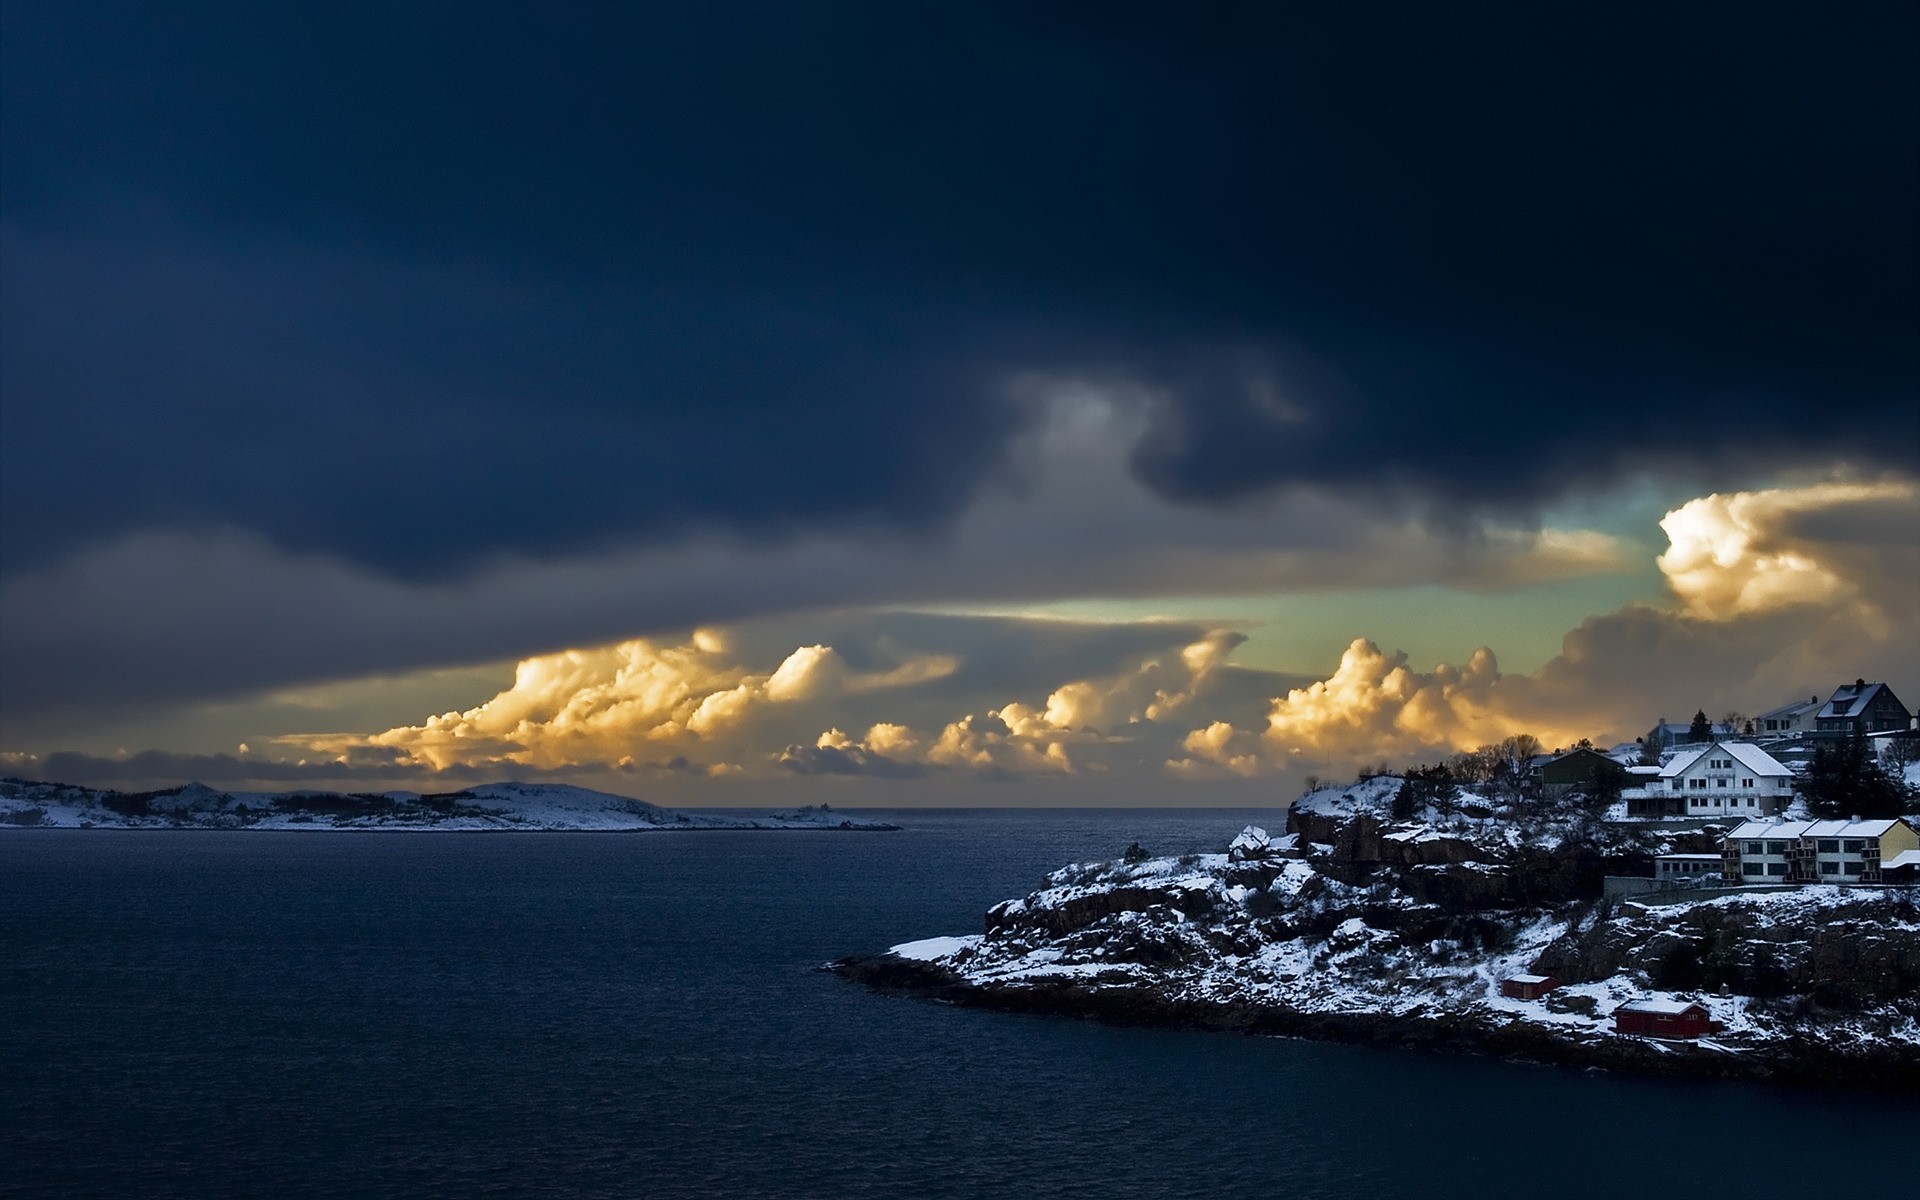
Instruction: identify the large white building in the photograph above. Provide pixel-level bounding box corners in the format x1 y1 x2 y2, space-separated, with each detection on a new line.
1645 741 1797 817
1723 817 1920 884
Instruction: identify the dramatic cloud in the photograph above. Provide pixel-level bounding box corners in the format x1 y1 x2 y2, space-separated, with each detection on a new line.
0 388 1631 720
1656 480 1918 621
1209 478 1920 777
4 6 1914 582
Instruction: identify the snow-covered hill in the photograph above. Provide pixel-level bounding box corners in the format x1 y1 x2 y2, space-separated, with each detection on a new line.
0 778 898 832
841 802 1920 1087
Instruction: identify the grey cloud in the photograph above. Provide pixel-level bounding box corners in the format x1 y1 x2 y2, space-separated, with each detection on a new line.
0 392 1626 721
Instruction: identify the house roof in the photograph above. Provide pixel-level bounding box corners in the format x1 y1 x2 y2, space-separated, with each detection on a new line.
1818 681 1895 720
1659 741 1792 780
1655 853 1723 862
1505 974 1553 985
1727 820 1816 839
1617 999 1704 1016
1883 850 1920 871
1801 819 1903 839
1729 818 1913 840
1754 697 1820 721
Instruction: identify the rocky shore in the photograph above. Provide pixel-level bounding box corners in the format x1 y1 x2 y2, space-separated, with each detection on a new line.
835 781 1920 1090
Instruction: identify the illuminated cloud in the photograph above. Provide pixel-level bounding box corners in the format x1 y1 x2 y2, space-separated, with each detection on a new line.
1657 479 1917 620
1230 475 1920 777
779 629 1253 778
298 635 955 773
1255 639 1563 765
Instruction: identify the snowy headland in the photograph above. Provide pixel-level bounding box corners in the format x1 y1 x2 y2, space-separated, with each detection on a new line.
837 779 1920 1089
0 778 899 832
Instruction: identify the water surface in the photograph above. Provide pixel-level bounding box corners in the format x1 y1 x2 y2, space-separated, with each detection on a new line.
4 810 1911 1199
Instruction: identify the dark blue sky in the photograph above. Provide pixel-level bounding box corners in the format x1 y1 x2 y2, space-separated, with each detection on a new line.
6 1 1915 579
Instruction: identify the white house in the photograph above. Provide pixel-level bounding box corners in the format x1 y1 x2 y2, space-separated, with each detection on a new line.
1657 741 1796 817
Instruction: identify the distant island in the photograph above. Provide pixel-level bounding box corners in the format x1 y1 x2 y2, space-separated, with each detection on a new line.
837 773 1920 1089
0 778 899 832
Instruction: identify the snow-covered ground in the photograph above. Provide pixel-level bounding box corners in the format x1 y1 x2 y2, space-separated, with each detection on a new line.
0 778 898 831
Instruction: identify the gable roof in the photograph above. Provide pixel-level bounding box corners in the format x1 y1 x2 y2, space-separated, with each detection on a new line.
1617 998 1705 1016
1754 697 1820 721
1658 740 1792 780
1818 681 1899 720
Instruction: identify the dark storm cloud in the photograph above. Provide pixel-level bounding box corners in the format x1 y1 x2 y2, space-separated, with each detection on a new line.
3 2 1915 577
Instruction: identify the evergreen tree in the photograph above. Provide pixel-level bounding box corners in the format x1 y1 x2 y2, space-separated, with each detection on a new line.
1799 734 1907 819
1688 710 1713 744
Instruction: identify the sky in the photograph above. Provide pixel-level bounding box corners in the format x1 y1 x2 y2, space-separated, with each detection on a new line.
2 2 1916 804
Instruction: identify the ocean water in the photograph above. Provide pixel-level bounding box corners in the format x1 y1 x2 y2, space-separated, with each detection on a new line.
3 810 1913 1200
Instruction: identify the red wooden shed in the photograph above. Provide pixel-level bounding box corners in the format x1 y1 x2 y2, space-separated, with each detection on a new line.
1612 999 1719 1039
1499 974 1560 1001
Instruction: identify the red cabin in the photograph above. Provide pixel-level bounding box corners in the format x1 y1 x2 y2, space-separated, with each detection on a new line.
1612 999 1720 1039
1499 974 1560 1001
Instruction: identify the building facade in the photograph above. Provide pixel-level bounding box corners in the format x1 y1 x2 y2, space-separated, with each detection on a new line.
1723 817 1920 885
1753 696 1820 738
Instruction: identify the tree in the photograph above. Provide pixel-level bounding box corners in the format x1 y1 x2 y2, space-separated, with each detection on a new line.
1636 738 1660 767
1490 734 1543 806
1799 734 1908 819
1393 764 1459 820
1688 710 1713 744
1585 761 1629 811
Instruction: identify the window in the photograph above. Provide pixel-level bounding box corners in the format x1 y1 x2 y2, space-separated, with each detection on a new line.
1768 841 1789 853
1746 798 1755 807
1743 863 1764 876
1767 863 1789 876
1818 840 1839 853
1742 778 1754 788
1745 842 1763 854
1717 778 1728 788
1843 840 1863 852
1843 861 1864 876
1820 861 1839 875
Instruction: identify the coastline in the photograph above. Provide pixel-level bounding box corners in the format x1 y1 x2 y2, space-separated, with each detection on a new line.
831 951 1920 1092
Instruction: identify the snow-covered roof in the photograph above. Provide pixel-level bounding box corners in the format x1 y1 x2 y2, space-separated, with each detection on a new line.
1801 818 1904 839
1660 745 1709 777
1616 998 1703 1015
1728 818 1912 840
1504 974 1552 985
1883 849 1920 871
1655 853 1724 862
1658 740 1792 780
1727 820 1814 839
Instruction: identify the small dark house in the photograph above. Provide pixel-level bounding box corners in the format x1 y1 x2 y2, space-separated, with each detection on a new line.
1815 680 1911 737
1537 748 1620 792
1612 999 1719 1039
1499 974 1560 1001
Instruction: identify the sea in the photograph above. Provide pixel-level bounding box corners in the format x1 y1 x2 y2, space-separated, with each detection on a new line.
4 809 1914 1200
